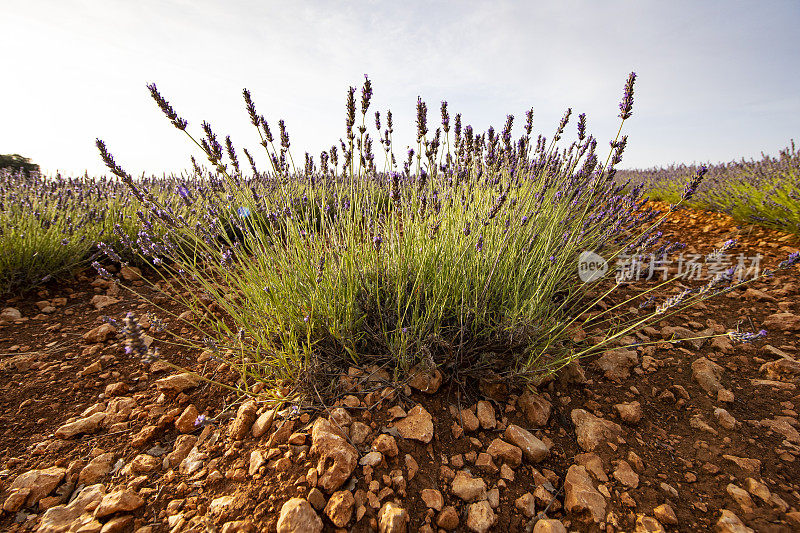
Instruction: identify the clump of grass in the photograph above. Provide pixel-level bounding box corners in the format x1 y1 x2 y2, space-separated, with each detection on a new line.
618 141 800 234
95 73 797 403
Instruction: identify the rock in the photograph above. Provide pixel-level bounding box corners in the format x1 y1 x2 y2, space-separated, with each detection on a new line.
8 466 65 507
451 470 487 502
533 519 567 533
760 358 800 383
229 400 258 440
723 455 762 475
693 357 725 396
91 294 119 310
3 488 30 512
744 478 771 503
635 515 665 533
404 454 418 480
249 449 265 475
486 438 523 467
310 417 358 493
83 323 117 343
653 503 677 525
407 362 442 393
94 489 144 518
220 520 255 533
571 409 623 452
175 404 200 434
378 501 409 533
307 487 326 511
421 489 443 511
726 483 754 514
574 452 608 482
349 421 371 444
179 446 207 476
55 412 106 439
564 464 606 523
324 490 355 528
613 460 639 488
100 515 134 533
714 509 754 533
714 408 737 430
373 434 399 457
130 454 160 474
166 435 197 468
79 453 115 484
594 348 638 381
155 372 200 393
277 498 323 533
36 484 106 533
0 306 22 324
456 408 480 432
475 401 496 430
359 451 383 467
614 401 642 424
504 424 549 463
437 506 460 530
251 408 276 438
466 500 496 533
392 404 434 443
763 312 800 332
514 492 536 518
517 389 552 426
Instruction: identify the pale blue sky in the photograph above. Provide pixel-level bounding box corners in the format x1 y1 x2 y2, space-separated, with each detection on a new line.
2 0 798 177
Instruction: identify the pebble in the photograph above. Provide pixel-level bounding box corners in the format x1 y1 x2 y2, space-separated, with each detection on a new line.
277 498 323 533
392 404 434 443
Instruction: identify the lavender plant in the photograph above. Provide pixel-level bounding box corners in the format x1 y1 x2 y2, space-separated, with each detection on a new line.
92 73 794 401
618 141 800 234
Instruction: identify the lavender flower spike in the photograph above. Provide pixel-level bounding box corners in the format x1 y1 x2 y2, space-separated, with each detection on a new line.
727 329 767 343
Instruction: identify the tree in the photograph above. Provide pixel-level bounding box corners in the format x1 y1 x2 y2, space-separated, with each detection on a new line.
0 154 39 174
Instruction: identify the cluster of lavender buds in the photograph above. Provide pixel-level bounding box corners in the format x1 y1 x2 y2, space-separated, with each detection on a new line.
121 312 160 364
727 329 767 343
654 289 691 314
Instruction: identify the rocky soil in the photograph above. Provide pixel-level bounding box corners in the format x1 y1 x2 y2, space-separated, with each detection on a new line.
1 203 799 533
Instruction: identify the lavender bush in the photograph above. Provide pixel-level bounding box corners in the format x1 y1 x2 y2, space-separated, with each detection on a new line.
617 141 800 234
91 74 796 401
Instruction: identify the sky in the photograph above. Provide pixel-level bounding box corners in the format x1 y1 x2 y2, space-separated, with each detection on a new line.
2 0 798 178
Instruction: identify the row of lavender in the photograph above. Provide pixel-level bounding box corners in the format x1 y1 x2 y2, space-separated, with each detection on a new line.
4 74 795 401
617 141 800 234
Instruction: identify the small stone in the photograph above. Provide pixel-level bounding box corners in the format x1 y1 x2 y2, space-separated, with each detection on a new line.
373 434 399 457
614 401 642 424
324 490 355 528
349 421 371 445
571 409 623 452
155 372 200 393
407 362 443 393
613 460 639 488
466 500 496 533
421 489 443 511
564 464 606 523
504 424 549 463
249 450 265 476
653 503 678 525
307 487 326 511
722 455 762 475
437 506 460 530
475 401 496 430
229 400 258 440
311 417 358 493
726 483 755 514
635 515 665 533
486 438 523 467
79 453 115 484
456 408 480 432
451 470 487 502
517 389 553 427
744 477 771 503
175 404 200 434
55 412 105 439
515 492 536 518
277 498 323 533
94 490 144 518
763 312 800 332
360 451 383 467
533 519 567 533
714 509 754 533
166 435 197 468
692 357 725 396
8 466 65 507
714 408 737 430
91 294 120 310
393 404 434 443
594 348 638 381
378 501 409 533
130 454 160 474
83 323 117 343
251 407 276 438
